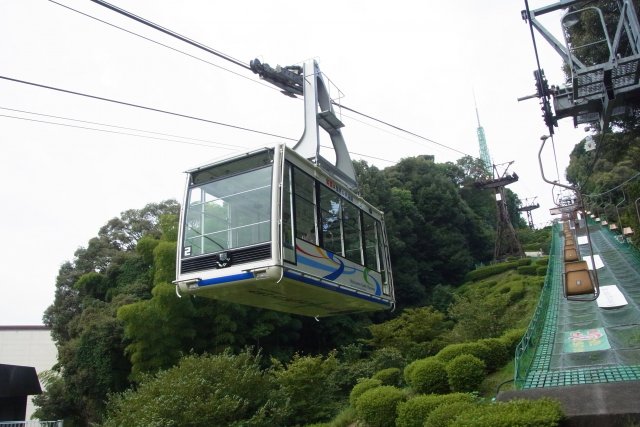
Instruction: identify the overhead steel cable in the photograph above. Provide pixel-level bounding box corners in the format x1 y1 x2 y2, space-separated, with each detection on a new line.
336 102 476 159
89 0 250 71
0 75 296 142
65 0 479 162
48 0 279 94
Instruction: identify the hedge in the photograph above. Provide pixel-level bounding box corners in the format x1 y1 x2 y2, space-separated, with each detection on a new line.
424 401 478 427
354 385 405 427
499 328 526 354
405 357 449 394
436 342 489 363
516 265 538 276
446 354 486 392
536 266 548 276
476 338 509 372
395 393 476 427
464 262 519 282
349 378 382 407
451 398 563 426
372 367 402 387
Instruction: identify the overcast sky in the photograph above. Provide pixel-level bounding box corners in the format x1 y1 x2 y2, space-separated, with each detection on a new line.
0 0 588 324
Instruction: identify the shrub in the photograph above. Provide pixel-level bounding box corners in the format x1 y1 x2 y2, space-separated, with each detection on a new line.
500 328 526 354
424 401 478 427
436 342 489 363
405 357 449 394
396 393 476 427
536 266 548 276
451 397 563 426
446 354 486 392
354 385 405 427
370 347 406 371
372 367 402 386
516 258 532 266
516 265 538 276
535 257 549 266
349 378 382 407
272 352 340 425
477 338 509 372
464 262 518 282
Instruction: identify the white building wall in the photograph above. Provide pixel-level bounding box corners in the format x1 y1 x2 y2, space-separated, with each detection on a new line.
0 326 57 421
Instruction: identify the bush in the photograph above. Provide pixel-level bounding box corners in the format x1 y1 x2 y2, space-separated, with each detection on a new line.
516 265 538 276
396 393 476 427
446 355 486 392
272 352 340 425
536 266 548 276
405 357 449 394
464 262 519 282
436 342 489 363
354 385 405 427
477 338 509 372
500 328 526 354
370 347 406 371
349 378 382 407
372 367 402 386
535 257 549 266
516 258 532 266
451 398 563 426
424 401 478 427
103 351 281 427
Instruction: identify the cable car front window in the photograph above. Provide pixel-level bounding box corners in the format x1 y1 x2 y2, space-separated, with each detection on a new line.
183 165 272 257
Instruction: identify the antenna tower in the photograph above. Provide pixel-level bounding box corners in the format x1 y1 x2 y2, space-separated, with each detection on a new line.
475 97 492 175
475 162 524 260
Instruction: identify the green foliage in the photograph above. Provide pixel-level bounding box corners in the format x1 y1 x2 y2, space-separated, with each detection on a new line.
446 354 486 393
395 393 476 427
103 351 282 427
500 328 526 354
349 378 383 407
516 265 538 276
354 385 405 427
424 401 478 427
536 266 548 276
436 342 489 363
272 352 341 425
464 261 519 282
405 357 449 394
372 367 402 386
534 257 549 266
367 307 450 359
451 398 563 427
476 338 509 372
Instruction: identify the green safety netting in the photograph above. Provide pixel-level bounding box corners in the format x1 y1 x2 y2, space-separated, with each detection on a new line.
515 220 640 388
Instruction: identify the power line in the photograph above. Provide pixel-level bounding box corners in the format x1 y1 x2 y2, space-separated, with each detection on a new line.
0 106 243 150
0 75 296 142
0 113 245 151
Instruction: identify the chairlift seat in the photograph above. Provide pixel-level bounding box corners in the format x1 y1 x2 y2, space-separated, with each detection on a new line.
623 227 634 236
565 246 579 262
602 220 609 226
564 261 595 296
610 223 618 230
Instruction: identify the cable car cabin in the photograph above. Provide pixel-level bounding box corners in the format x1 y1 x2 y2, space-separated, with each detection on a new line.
174 144 395 317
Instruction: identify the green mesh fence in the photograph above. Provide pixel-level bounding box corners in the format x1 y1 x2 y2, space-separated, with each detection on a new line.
515 220 640 389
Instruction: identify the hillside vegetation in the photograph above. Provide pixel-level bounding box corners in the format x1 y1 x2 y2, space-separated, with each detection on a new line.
34 156 551 426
